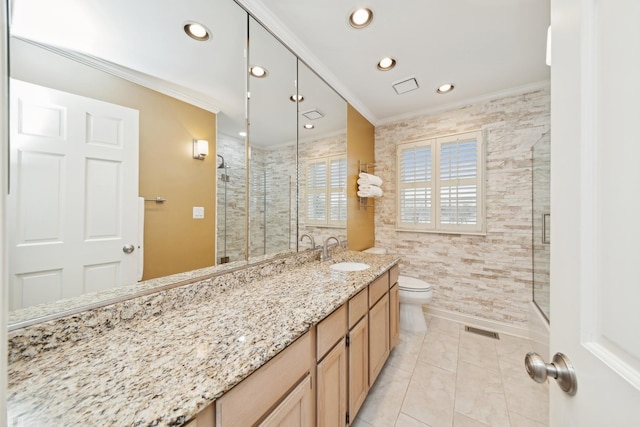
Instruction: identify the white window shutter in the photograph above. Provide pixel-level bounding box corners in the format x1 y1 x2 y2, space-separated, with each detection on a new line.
397 131 484 234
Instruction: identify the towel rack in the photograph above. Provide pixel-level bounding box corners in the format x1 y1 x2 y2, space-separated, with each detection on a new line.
358 161 376 210
143 197 166 203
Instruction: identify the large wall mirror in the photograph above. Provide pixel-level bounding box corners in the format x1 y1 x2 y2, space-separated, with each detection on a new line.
247 16 298 260
297 62 348 246
6 0 347 327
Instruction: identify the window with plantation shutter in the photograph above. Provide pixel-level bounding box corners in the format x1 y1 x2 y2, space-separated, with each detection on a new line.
397 131 484 234
306 155 347 227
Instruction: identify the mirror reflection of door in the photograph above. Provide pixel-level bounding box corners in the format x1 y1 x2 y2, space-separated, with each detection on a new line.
8 79 139 310
7 0 245 319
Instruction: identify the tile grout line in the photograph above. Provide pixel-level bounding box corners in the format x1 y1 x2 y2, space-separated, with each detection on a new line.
392 321 429 427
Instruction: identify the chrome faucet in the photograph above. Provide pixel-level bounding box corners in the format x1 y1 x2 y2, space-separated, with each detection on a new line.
300 233 315 249
322 236 341 261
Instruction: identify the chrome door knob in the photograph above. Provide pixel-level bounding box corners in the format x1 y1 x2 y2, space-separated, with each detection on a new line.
122 244 135 254
525 352 577 396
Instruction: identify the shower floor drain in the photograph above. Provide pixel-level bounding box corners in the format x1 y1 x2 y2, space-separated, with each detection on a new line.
465 326 500 340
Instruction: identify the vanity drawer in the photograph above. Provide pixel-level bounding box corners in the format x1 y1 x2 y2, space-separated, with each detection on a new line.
349 288 368 329
368 272 389 307
317 304 347 360
216 331 312 426
389 264 399 286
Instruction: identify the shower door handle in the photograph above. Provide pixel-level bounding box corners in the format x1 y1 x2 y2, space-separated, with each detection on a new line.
542 213 550 244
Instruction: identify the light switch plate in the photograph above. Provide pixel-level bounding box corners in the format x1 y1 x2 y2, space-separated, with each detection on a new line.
193 206 205 219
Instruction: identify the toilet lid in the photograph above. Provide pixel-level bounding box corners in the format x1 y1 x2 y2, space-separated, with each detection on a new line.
398 276 432 291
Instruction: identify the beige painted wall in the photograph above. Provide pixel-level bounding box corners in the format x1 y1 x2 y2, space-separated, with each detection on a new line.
346 104 375 251
10 38 217 280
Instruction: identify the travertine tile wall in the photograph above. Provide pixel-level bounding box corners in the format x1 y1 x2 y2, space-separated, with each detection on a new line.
216 135 247 263
249 146 296 256
374 88 550 327
298 133 348 245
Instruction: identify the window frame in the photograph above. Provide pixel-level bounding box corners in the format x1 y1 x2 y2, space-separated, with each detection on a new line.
396 130 486 235
305 154 347 228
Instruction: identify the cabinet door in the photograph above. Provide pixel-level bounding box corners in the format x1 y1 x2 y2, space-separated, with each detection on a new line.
369 293 389 386
259 374 313 427
348 314 368 420
317 340 347 427
184 404 215 427
389 283 400 349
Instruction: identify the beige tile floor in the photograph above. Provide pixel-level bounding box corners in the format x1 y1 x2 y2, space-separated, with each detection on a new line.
352 315 549 427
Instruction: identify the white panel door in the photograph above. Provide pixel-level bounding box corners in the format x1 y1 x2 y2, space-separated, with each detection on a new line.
8 79 139 310
550 0 640 424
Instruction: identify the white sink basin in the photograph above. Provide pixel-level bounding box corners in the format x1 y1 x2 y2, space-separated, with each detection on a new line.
330 262 370 272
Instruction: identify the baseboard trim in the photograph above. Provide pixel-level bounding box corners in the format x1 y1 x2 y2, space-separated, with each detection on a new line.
423 306 529 339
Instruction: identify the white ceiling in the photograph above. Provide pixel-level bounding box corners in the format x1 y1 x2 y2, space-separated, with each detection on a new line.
10 0 549 140
241 0 550 125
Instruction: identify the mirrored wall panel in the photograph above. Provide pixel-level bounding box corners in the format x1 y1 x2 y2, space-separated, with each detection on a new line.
297 62 348 247
8 0 247 319
6 0 352 326
247 17 298 259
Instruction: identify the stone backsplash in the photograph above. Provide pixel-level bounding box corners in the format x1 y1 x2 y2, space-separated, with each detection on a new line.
8 248 322 363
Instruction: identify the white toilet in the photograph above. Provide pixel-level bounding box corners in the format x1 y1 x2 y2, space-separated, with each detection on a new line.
397 275 432 332
362 247 433 333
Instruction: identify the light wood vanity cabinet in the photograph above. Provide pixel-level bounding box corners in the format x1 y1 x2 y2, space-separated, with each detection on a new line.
184 405 215 427
189 265 400 427
316 306 348 427
368 292 390 386
389 284 399 349
259 375 313 427
389 265 400 352
347 312 369 420
215 331 314 427
317 339 347 426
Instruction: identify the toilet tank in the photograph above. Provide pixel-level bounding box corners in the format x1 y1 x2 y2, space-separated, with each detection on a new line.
362 247 387 254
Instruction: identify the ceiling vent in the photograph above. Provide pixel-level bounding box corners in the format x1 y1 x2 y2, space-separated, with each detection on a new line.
392 77 419 95
302 109 324 120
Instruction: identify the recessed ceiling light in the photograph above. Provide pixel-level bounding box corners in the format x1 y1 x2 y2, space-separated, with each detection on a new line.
377 57 396 71
304 124 314 129
349 8 373 29
250 66 268 78
436 83 455 94
184 22 210 41
290 94 304 102
239 131 247 137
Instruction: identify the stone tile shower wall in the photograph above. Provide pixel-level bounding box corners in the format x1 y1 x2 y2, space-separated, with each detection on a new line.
216 135 247 264
249 145 296 256
375 88 550 328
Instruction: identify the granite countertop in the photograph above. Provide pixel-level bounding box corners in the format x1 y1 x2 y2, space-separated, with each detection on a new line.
7 250 399 426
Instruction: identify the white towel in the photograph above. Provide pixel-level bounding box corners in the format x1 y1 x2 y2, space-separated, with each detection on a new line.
357 186 384 198
357 178 383 187
358 172 383 186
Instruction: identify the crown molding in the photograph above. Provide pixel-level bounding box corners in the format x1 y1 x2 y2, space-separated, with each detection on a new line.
378 80 551 126
14 36 223 114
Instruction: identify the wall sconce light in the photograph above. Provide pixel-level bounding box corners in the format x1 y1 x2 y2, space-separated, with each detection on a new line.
193 139 209 160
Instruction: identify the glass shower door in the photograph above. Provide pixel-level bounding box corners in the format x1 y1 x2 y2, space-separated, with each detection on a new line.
532 131 550 321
